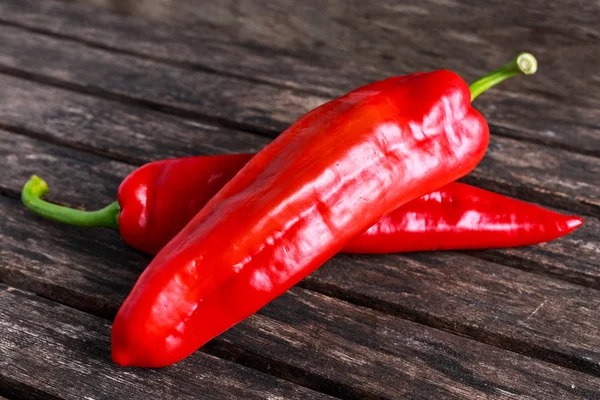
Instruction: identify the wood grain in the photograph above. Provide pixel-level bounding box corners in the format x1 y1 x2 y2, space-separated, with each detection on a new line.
1 1 598 398
461 136 600 218
0 74 268 163
2 197 600 399
0 23 326 135
62 0 600 109
0 81 597 284
1 67 599 219
0 285 333 400
2 132 600 379
1 0 598 155
304 251 600 375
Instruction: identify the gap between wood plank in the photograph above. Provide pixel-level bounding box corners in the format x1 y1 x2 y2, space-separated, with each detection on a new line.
295 278 600 378
0 284 338 400
0 18 596 159
1 167 597 291
457 174 600 220
0 67 597 222
0 122 145 167
0 65 280 138
0 18 325 98
0 20 596 214
0 283 351 400
0 375 63 400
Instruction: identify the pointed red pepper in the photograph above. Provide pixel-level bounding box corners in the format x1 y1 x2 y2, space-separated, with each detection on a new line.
106 54 539 367
343 181 582 253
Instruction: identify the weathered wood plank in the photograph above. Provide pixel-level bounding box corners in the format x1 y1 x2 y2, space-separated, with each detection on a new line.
304 250 600 375
1 95 598 289
0 23 326 135
0 21 598 216
65 0 600 109
0 285 333 400
1 0 598 397
75 1 599 51
1 69 599 219
1 0 598 155
0 73 268 163
0 0 363 97
2 132 600 380
2 197 600 399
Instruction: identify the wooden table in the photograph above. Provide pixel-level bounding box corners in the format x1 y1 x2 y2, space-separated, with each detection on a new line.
1 1 599 399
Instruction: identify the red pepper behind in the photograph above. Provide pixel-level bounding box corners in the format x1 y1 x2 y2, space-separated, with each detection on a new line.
111 69 490 367
117 154 252 254
23 156 582 255
343 181 583 253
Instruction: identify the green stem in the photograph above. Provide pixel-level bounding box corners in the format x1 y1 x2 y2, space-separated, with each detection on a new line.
469 52 537 101
21 175 120 230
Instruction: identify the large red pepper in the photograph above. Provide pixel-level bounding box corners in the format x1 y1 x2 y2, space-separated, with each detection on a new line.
106 54 539 367
22 156 582 254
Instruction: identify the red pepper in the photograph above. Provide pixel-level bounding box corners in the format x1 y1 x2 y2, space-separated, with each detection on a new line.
343 181 582 253
106 54 539 367
22 158 582 254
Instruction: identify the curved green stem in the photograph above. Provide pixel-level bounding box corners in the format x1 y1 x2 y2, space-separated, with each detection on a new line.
21 175 120 230
469 52 537 101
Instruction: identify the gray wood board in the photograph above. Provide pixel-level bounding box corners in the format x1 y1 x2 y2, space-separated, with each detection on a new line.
0 0 598 155
2 132 600 383
0 23 324 135
56 0 600 110
0 73 269 163
0 285 333 400
1 1 599 396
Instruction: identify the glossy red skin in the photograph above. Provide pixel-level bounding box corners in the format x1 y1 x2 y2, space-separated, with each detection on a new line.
112 70 490 367
117 154 252 255
344 182 583 253
118 157 583 255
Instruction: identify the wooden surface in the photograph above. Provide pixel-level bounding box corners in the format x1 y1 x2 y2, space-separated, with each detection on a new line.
1 1 599 399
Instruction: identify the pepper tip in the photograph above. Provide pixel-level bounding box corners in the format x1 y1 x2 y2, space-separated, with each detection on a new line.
565 216 584 232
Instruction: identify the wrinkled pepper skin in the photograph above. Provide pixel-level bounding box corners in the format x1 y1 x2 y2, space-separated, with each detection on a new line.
119 156 582 254
112 70 490 367
117 154 252 254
